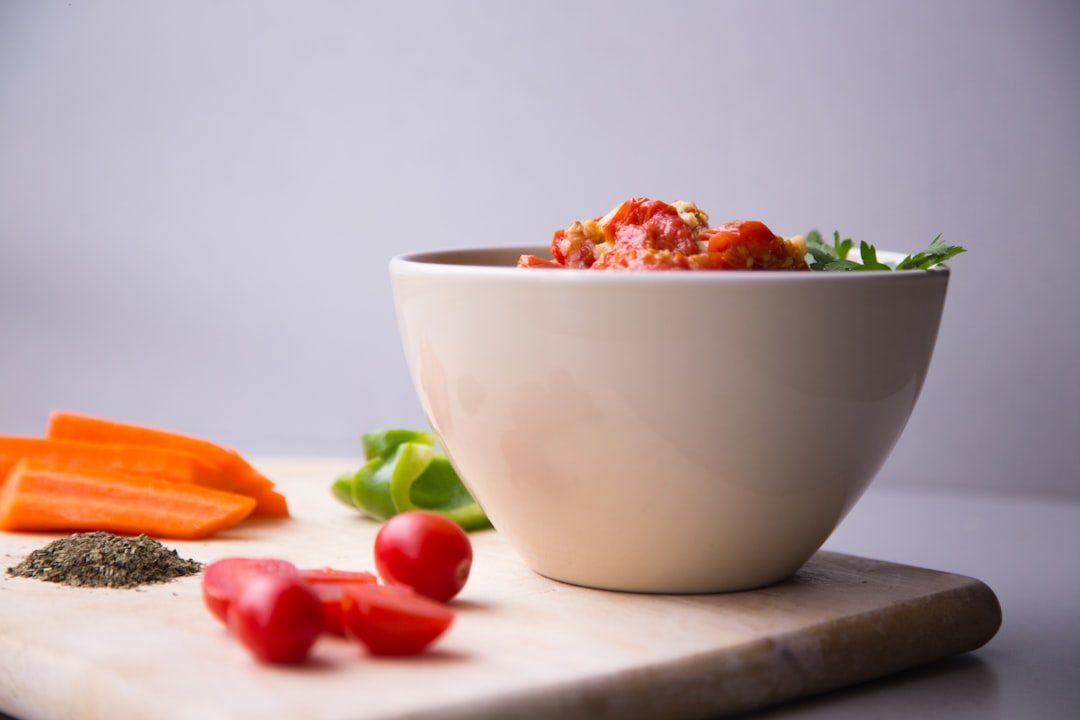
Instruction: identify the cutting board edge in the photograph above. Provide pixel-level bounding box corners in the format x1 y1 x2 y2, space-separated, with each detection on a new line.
410 571 1002 720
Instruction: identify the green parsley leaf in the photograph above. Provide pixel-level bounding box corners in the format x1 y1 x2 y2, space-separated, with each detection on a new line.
894 234 967 270
858 240 893 270
804 230 966 272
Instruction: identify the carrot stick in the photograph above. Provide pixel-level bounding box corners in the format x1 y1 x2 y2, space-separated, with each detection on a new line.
0 437 228 492
249 487 290 518
0 459 256 540
46 411 274 495
222 450 276 495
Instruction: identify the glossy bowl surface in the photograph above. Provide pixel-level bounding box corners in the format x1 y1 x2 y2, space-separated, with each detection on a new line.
389 246 949 593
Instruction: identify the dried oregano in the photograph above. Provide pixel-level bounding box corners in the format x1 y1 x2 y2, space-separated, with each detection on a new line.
6 531 203 589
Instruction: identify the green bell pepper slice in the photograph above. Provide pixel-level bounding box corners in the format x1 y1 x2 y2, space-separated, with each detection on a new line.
389 449 491 530
361 428 437 461
332 429 491 531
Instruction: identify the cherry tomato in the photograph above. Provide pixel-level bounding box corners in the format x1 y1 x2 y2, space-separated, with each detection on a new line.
341 583 455 656
201 557 298 625
298 568 378 636
227 573 324 665
373 511 473 603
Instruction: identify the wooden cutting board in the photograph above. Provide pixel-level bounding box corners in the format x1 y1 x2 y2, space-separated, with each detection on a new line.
0 459 1001 720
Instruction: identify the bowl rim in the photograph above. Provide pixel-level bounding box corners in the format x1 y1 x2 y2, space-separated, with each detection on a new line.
390 245 951 283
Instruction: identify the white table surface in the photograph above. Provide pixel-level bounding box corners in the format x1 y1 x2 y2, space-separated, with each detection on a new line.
2 482 1077 719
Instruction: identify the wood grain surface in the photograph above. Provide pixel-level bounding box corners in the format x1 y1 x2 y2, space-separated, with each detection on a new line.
0 459 1001 720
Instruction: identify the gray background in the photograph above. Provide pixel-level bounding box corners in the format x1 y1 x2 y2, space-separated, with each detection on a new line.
2 0 1078 498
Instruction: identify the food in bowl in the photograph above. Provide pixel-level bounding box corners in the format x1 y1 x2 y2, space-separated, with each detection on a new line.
518 197 964 273
518 198 808 271
388 202 958 594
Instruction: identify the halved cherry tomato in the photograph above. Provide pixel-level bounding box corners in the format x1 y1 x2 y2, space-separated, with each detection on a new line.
202 557 298 625
373 510 473 603
298 568 378 636
228 573 324 665
299 568 380 584
341 583 455 656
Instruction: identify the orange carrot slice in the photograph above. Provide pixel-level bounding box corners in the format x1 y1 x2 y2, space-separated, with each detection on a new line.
46 411 275 496
0 437 227 492
0 459 257 540
249 487 290 518
221 450 276 495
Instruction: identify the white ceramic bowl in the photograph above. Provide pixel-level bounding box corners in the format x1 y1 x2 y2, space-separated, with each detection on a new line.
389 246 950 593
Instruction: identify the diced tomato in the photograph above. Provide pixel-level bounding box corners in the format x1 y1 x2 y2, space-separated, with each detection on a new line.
341 584 455 656
592 246 693 271
699 220 809 270
603 198 696 254
522 199 811 273
552 223 602 268
602 198 666 238
516 254 564 268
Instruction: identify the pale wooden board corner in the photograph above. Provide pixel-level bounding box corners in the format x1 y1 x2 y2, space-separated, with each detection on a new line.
0 459 1001 720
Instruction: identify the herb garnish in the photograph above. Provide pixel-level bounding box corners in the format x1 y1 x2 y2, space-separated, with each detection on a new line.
6 531 203 589
805 230 966 272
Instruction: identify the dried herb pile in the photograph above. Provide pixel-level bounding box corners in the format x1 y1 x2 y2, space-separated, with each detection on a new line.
6 531 203 589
